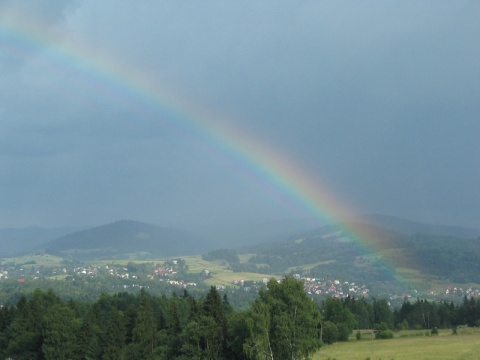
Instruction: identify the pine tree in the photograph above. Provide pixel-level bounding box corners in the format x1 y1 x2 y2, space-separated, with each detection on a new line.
42 304 81 360
102 308 126 360
132 295 157 358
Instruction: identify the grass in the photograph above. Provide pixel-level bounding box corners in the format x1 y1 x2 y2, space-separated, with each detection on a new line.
2 253 65 266
237 253 255 263
286 259 337 273
204 271 273 286
181 255 273 286
314 328 480 360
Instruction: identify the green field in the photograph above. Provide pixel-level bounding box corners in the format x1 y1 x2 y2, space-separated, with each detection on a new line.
182 255 273 286
314 329 480 360
2 253 65 266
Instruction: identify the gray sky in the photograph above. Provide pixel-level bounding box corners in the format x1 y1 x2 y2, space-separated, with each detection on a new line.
1 1 479 230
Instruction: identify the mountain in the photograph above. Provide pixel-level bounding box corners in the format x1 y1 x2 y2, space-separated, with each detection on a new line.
0 226 83 257
43 220 209 260
354 214 480 238
230 218 480 290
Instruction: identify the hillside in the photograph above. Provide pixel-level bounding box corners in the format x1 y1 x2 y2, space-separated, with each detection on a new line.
198 217 324 248
0 226 83 257
216 219 480 292
354 214 480 238
43 220 209 260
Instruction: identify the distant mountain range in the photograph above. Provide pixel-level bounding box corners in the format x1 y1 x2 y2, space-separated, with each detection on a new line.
0 226 84 257
236 216 480 287
353 214 480 238
0 215 480 282
42 220 209 260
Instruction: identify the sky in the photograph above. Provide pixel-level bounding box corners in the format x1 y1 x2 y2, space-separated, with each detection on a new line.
0 1 479 230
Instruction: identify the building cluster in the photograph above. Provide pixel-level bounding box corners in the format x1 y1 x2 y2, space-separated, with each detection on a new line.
229 275 371 299
3 258 480 303
302 277 370 298
443 285 480 298
0 270 7 280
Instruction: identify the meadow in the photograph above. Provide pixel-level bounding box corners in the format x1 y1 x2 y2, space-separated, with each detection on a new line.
182 254 273 286
314 329 480 360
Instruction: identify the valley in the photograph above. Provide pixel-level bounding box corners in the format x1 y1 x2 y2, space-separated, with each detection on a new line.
1 215 480 308
1 216 480 359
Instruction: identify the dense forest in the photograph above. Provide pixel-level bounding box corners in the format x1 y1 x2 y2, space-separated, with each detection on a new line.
1 276 480 360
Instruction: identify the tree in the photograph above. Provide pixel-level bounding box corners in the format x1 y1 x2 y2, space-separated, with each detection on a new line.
5 289 61 359
101 308 126 360
322 297 357 339
244 299 274 360
42 304 81 360
373 298 393 328
321 321 338 345
243 276 322 360
132 295 157 358
77 308 102 360
203 286 228 358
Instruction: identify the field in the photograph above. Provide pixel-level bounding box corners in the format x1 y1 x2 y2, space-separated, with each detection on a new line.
314 329 480 360
182 255 273 286
2 253 65 266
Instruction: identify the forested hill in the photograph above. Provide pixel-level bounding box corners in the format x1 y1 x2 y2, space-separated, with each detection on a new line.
43 220 209 260
229 220 480 285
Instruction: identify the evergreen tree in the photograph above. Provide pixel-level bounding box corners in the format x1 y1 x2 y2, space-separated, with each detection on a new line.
132 295 157 358
5 289 61 359
373 298 393 328
322 297 357 335
42 304 80 360
77 308 102 360
102 308 126 360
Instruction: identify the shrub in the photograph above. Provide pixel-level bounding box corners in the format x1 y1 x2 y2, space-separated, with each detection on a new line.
337 322 351 342
322 321 339 345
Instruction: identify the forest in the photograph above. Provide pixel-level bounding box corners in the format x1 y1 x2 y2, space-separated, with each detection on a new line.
1 276 480 360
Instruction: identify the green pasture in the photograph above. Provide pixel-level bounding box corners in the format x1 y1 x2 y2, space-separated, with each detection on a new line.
182 255 227 272
182 255 273 286
315 328 480 360
1 253 64 266
287 259 337 273
204 271 273 287
237 253 255 263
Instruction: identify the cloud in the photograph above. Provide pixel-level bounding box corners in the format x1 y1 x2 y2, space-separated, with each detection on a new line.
0 0 81 69
0 2 479 228
0 0 80 26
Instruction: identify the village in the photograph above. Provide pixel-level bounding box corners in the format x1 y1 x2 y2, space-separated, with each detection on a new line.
1 257 480 305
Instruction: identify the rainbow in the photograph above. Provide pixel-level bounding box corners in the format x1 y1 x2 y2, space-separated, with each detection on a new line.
0 15 402 280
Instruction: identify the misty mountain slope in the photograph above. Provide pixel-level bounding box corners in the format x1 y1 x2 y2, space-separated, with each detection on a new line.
0 227 83 257
354 214 480 238
230 220 480 285
201 217 325 249
44 220 209 260
238 222 404 281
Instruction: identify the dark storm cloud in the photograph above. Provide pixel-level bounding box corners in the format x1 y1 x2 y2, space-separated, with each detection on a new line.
0 1 479 228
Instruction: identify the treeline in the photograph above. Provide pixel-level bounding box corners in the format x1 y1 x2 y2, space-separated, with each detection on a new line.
2 277 480 360
0 277 323 360
394 296 480 329
323 295 480 333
